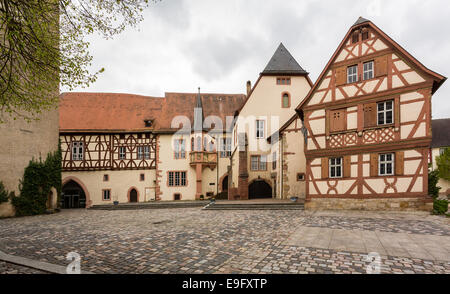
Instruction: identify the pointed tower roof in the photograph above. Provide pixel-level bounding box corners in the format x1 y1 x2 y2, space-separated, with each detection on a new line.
262 43 307 75
353 16 370 26
193 87 204 132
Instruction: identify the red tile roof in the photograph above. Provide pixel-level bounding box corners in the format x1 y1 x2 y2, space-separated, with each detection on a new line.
59 92 245 132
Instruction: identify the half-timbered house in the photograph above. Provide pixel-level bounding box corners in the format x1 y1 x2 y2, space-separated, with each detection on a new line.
294 17 446 210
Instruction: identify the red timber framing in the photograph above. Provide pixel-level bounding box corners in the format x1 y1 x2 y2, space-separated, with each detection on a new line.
61 133 157 171
297 18 446 201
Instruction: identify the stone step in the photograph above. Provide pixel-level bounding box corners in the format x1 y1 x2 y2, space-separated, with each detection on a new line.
203 203 304 210
90 202 208 210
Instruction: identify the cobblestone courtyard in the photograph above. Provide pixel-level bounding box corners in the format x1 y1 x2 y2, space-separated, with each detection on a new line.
0 208 449 274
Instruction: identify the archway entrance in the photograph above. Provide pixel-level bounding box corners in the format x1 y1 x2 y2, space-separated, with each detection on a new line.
222 176 228 192
129 189 138 203
249 180 272 199
61 180 86 208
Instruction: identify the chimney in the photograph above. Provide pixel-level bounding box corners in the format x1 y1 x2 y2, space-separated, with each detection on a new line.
246 80 251 96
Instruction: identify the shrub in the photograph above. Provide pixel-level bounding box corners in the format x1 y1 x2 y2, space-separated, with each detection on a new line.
11 146 61 217
428 169 441 199
436 147 450 181
0 181 12 204
433 199 449 215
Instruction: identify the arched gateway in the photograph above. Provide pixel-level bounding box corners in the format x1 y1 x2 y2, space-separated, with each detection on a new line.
61 180 87 208
248 180 272 199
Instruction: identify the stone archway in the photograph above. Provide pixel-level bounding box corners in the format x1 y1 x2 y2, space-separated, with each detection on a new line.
62 176 91 208
248 179 272 199
62 180 86 208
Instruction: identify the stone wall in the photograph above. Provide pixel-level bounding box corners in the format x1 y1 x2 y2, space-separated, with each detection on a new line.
305 197 433 211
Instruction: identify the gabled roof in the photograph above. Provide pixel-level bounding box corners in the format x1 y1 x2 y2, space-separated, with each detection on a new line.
296 17 446 111
431 118 450 148
59 92 246 133
262 43 308 75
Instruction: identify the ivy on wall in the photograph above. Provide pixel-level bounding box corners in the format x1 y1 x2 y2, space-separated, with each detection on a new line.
436 147 450 181
0 181 13 204
11 144 62 217
428 168 441 199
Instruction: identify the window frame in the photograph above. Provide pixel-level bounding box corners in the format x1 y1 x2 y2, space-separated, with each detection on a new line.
329 157 343 179
272 152 277 170
119 146 126 160
168 171 187 187
72 141 84 161
297 173 305 182
281 92 290 108
276 77 291 85
220 137 232 158
363 61 374 80
102 189 111 201
377 100 394 126
174 139 186 159
379 153 394 176
347 65 358 84
250 155 267 171
256 120 265 139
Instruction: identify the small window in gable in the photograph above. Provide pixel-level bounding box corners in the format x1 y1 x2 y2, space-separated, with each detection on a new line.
276 77 291 85
351 32 359 44
362 31 369 41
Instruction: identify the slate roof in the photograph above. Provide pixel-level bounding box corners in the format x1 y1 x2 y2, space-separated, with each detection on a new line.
353 16 370 26
59 92 245 132
431 118 450 148
262 43 307 75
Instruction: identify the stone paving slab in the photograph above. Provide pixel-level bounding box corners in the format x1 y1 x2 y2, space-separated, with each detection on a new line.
285 226 450 261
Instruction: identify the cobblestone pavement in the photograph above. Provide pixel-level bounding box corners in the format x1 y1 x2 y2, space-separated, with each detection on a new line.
300 216 450 236
0 261 48 274
0 209 449 274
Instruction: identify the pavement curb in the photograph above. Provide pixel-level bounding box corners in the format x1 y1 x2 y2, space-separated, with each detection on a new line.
0 250 94 274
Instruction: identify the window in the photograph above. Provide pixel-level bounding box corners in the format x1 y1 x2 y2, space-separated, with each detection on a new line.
379 153 394 176
144 146 150 159
329 157 342 178
272 152 277 170
174 139 186 159
377 100 393 125
297 173 305 181
250 155 267 171
256 120 265 139
72 141 84 161
174 193 181 201
363 61 374 80
352 33 359 44
362 31 369 41
102 190 111 201
220 138 232 158
119 146 126 159
347 65 358 83
140 174 145 181
137 146 144 159
276 77 291 85
103 174 109 182
282 93 290 108
168 171 187 187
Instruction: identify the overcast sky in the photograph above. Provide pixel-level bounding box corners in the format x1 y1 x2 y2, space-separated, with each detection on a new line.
70 0 450 119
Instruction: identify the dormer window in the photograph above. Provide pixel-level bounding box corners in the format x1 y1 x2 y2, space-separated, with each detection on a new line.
144 119 153 127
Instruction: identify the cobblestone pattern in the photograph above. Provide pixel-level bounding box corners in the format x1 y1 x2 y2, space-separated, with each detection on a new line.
300 216 450 236
0 261 48 274
0 209 449 274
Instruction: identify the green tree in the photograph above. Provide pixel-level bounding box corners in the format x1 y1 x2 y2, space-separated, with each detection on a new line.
436 147 450 181
0 0 158 121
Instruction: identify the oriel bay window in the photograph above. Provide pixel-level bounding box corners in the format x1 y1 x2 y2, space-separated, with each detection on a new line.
168 171 187 187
